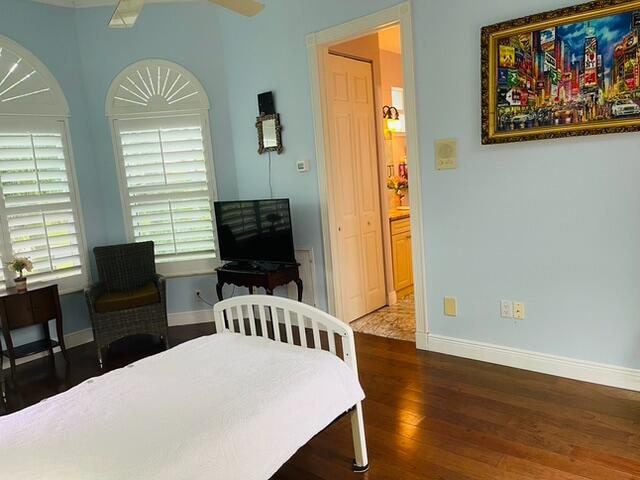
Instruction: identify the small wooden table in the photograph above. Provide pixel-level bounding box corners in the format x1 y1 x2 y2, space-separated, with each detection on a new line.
216 262 303 301
0 284 68 383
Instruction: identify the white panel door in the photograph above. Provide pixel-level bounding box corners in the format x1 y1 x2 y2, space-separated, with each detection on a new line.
326 53 386 322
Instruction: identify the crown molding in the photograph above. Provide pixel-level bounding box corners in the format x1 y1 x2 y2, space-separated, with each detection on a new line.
31 0 196 7
32 0 114 7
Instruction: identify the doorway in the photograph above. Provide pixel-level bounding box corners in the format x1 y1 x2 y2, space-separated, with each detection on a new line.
307 3 427 346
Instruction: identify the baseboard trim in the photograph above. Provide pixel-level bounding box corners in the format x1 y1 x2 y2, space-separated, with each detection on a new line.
168 309 213 326
422 333 640 392
2 311 215 370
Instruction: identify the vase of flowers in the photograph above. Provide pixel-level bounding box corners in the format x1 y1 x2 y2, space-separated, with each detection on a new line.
386 175 408 208
7 257 33 293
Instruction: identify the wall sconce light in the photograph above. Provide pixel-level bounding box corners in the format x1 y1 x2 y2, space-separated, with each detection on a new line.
382 105 400 132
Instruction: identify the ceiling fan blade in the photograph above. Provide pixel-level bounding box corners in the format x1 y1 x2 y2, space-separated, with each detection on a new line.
109 0 145 28
209 0 264 17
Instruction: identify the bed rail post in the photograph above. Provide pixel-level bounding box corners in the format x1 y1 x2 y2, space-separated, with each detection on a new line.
213 307 226 334
351 402 369 472
342 329 369 472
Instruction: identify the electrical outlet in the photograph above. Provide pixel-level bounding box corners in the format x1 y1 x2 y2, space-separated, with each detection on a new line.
500 300 513 318
513 301 525 320
444 296 457 317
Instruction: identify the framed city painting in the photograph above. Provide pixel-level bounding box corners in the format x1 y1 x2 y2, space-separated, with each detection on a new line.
481 0 640 144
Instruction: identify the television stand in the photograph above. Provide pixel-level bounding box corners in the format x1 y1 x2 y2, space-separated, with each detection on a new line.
215 262 302 302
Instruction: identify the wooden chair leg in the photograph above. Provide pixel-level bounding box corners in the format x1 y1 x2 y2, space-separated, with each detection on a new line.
351 402 369 472
0 354 5 404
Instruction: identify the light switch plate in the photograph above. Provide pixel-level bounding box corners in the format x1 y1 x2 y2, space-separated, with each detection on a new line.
434 138 458 170
500 300 513 318
444 296 457 317
296 160 309 173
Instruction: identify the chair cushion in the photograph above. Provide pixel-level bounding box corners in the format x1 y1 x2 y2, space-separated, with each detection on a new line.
94 282 160 314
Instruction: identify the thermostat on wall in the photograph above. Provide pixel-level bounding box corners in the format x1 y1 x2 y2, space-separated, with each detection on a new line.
296 160 310 173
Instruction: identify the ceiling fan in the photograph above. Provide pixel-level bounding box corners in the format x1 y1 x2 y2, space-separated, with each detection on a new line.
109 0 264 28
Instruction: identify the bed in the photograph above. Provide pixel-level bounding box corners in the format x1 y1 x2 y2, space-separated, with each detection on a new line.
0 294 369 479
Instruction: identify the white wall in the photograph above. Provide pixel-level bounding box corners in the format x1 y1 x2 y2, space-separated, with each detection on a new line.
218 0 640 370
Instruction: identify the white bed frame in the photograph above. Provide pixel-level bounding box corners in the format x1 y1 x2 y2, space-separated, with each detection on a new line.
213 294 369 473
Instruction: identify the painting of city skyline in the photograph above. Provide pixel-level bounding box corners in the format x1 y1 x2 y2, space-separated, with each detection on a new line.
481 0 640 144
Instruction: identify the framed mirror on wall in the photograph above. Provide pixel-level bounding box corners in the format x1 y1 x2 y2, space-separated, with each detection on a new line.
256 113 283 154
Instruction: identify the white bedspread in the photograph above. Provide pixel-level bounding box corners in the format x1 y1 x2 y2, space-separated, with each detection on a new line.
0 332 364 479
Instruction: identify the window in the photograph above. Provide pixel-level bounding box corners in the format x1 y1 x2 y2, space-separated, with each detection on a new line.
0 36 87 293
107 60 218 276
391 86 406 134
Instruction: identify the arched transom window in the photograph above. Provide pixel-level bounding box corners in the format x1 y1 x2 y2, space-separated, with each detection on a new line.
107 59 217 277
0 35 87 293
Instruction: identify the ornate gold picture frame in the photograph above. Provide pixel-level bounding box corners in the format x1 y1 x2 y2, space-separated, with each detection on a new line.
481 0 640 144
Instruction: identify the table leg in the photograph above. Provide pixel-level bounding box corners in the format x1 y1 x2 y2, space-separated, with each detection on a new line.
295 278 303 302
43 323 55 360
0 347 5 404
5 335 16 382
54 302 69 364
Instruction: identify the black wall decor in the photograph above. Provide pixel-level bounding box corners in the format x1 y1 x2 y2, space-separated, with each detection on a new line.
258 91 275 115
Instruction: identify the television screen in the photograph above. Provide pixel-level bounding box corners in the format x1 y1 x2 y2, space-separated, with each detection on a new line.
214 199 295 264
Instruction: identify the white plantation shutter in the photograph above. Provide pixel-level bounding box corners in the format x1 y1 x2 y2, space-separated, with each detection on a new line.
114 115 217 275
0 118 87 291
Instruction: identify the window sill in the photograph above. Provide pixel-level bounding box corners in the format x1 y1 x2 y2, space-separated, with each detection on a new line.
160 269 218 280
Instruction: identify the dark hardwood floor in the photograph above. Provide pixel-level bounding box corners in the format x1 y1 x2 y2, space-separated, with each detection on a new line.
2 325 639 479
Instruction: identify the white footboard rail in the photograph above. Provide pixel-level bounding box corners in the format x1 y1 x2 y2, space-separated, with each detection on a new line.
213 294 359 374
213 294 369 472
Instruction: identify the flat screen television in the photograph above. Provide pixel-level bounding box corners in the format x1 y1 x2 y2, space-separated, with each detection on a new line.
214 198 295 266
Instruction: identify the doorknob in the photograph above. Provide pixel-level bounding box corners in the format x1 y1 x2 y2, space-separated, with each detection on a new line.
338 226 342 232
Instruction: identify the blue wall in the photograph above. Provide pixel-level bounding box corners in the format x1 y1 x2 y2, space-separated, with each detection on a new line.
216 0 401 311
0 0 105 342
2 0 639 370
414 0 640 369
73 3 240 313
215 0 640 370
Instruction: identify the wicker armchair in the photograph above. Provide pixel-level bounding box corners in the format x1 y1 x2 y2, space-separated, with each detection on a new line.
85 241 169 367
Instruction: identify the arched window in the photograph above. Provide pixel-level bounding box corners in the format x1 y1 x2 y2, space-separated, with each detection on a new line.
106 59 217 276
0 35 87 292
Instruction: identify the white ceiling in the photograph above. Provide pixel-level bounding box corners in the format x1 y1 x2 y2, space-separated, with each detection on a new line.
32 0 196 7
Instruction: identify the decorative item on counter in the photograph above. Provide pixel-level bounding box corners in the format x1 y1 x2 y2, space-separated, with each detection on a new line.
7 256 33 293
386 175 408 208
398 161 408 180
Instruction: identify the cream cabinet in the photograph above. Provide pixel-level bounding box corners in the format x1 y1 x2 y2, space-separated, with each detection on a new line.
390 217 413 297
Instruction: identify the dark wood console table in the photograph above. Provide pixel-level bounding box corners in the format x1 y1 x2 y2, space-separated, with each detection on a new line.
216 263 303 302
0 284 68 382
